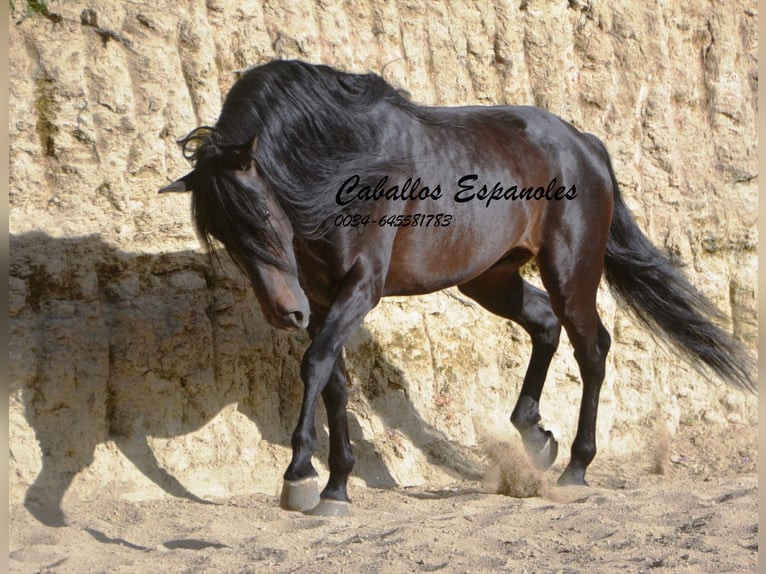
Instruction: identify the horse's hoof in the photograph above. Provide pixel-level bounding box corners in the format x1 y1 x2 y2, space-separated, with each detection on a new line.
304 498 351 517
531 433 559 471
556 468 588 487
280 477 320 512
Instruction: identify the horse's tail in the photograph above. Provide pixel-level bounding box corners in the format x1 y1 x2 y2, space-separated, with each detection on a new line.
596 143 755 392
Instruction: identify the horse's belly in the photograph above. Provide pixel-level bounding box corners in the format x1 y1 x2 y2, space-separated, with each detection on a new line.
382 206 539 296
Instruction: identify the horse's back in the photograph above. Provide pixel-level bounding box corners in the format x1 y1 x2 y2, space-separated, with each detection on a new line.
375 104 615 296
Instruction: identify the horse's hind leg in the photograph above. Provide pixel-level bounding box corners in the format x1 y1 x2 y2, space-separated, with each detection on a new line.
458 267 562 470
535 248 611 486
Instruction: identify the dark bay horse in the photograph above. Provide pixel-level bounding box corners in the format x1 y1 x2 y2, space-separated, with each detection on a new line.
160 60 754 516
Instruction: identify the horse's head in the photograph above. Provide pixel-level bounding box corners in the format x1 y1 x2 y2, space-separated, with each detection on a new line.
160 133 311 331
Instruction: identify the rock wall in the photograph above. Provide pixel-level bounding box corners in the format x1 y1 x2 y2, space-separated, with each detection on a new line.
9 0 757 514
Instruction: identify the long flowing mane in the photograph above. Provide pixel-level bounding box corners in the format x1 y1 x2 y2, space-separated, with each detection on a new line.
179 60 424 271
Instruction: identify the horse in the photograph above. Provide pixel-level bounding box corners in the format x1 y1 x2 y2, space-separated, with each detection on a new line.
159 59 755 516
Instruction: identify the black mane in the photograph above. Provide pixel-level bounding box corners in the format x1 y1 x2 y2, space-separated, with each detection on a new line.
180 60 423 272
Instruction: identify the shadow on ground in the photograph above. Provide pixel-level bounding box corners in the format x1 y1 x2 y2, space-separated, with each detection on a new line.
10 232 485 527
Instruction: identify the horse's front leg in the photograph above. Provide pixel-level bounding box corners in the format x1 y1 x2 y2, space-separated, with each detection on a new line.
280 270 379 514
307 354 355 516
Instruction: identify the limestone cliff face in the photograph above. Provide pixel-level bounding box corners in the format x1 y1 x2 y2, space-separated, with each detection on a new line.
10 1 756 506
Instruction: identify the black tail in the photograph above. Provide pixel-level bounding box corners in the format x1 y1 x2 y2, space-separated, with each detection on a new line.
600 157 755 392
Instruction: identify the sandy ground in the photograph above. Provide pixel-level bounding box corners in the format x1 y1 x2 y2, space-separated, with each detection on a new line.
10 424 757 574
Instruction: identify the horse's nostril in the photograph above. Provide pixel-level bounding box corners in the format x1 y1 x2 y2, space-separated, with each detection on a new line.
281 310 308 329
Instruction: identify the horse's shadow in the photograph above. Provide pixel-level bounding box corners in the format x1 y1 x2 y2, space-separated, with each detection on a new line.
11 232 485 527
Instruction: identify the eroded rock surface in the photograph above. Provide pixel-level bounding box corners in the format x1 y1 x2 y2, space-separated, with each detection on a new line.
10 1 756 509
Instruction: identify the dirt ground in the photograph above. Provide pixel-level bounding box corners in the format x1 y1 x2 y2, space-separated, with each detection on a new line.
10 424 757 574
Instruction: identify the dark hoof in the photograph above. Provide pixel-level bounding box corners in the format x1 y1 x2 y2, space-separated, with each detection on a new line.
557 468 588 487
280 477 320 512
304 498 351 517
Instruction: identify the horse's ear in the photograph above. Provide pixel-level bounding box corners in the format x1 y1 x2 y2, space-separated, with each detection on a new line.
158 171 194 194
